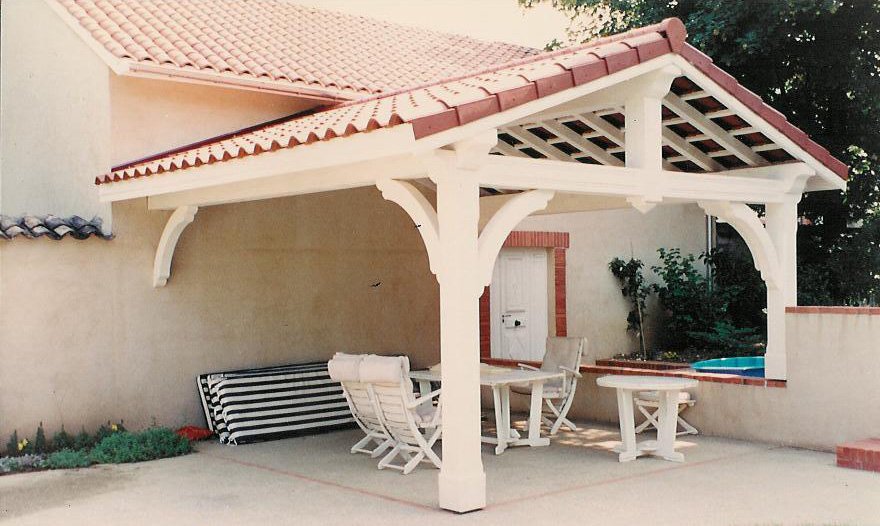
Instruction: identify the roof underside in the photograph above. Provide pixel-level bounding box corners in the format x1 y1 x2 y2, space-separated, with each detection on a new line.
57 0 538 100
96 18 849 190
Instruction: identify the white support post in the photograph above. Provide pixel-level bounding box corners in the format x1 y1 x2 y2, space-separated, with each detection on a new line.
433 132 496 513
624 66 681 211
153 205 198 287
764 199 799 379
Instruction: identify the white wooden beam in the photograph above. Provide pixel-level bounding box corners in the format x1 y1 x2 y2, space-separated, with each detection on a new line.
153 205 198 287
539 120 623 166
661 128 723 171
477 189 554 286
147 154 426 210
376 179 441 275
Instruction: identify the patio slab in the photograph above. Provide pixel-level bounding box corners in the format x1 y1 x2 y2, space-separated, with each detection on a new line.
1 420 878 525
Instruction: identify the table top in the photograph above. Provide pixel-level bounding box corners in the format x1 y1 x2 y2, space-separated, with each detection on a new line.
410 367 563 387
596 375 698 391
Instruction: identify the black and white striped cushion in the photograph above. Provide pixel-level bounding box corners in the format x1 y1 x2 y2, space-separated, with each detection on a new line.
196 362 355 444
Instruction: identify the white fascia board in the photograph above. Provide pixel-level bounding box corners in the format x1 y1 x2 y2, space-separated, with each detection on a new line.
670 56 846 192
413 54 678 153
98 124 417 203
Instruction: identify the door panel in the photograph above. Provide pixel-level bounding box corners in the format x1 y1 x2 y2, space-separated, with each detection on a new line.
490 248 549 361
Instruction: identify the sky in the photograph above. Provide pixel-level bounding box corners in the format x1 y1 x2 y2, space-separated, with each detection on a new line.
292 0 570 49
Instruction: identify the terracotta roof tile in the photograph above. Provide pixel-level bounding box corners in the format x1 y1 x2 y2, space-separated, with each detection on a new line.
57 0 539 100
0 215 112 240
98 18 849 185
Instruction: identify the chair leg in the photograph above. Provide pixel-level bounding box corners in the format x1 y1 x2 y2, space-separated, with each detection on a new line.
402 450 425 475
634 403 659 434
350 433 375 454
677 414 699 436
548 395 578 435
378 443 402 470
369 437 395 458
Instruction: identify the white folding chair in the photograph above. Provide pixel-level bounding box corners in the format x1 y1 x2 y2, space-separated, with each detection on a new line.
634 390 698 436
327 353 394 457
359 355 442 475
512 336 587 435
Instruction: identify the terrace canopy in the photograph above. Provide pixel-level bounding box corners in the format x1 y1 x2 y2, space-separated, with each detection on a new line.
95 19 848 513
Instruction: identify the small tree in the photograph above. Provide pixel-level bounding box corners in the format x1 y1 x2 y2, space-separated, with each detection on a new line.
609 257 651 359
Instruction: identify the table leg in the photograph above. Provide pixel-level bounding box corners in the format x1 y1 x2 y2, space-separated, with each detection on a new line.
500 385 518 440
526 380 550 447
616 389 639 462
655 390 685 462
493 385 507 455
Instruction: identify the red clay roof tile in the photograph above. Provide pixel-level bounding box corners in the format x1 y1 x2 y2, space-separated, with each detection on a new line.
98 17 849 185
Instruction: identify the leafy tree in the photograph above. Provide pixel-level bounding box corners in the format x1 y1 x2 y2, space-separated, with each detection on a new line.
525 0 880 304
609 257 651 358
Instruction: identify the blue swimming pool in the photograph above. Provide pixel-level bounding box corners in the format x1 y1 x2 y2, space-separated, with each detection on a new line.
691 356 765 377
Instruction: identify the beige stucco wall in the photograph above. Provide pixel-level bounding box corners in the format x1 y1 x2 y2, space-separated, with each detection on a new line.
0 188 440 439
0 0 112 221
109 75 315 167
518 203 709 359
561 312 880 450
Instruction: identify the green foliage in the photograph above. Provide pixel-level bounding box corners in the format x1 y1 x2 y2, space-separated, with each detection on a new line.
6 430 19 458
89 428 192 465
34 423 48 455
609 257 651 358
52 427 74 452
45 449 91 470
74 427 94 451
686 320 763 356
527 0 880 305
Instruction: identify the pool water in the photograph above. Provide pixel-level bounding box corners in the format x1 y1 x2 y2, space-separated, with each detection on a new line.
691 356 765 377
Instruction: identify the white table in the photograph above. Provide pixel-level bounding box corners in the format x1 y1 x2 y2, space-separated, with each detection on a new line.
596 375 698 462
410 367 563 455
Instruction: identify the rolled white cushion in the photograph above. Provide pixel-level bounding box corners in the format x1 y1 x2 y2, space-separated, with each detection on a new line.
359 355 409 384
327 353 363 382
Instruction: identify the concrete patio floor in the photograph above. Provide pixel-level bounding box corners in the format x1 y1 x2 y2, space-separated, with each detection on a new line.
2 420 878 525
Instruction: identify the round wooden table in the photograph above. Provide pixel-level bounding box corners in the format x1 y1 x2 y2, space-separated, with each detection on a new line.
597 375 698 462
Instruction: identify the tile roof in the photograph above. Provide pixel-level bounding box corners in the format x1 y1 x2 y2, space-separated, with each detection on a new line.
98 18 849 185
56 0 539 100
0 215 112 240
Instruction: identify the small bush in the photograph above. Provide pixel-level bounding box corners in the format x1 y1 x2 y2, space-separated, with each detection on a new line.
52 427 74 451
6 430 19 458
90 427 192 465
34 423 48 454
45 449 91 469
74 427 94 451
0 454 45 474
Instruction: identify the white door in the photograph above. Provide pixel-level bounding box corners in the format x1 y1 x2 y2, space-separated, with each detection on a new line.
490 248 549 361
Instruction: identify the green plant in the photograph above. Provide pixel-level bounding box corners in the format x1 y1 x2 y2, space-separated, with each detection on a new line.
686 320 763 357
74 427 94 451
90 427 192 465
6 430 19 458
44 449 91 469
52 426 74 452
34 423 48 454
608 256 651 359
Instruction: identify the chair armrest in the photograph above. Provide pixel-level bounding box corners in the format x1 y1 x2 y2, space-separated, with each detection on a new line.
559 365 583 379
407 388 442 409
518 363 540 371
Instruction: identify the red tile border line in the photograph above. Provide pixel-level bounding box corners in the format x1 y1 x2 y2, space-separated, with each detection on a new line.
787 306 880 315
481 357 787 388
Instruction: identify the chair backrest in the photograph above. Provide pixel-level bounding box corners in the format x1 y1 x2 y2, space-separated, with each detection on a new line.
328 353 385 436
540 337 586 394
359 355 424 446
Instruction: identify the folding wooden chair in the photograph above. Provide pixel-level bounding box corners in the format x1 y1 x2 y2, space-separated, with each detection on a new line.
359 355 442 475
327 353 394 457
512 337 587 435
634 390 698 436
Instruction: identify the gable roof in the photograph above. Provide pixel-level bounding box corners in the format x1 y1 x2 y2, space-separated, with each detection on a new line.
98 18 848 187
53 0 539 101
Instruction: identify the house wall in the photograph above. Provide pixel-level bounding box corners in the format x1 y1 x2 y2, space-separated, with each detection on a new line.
517 203 709 359
0 0 112 222
109 75 315 167
0 188 440 439
562 310 880 450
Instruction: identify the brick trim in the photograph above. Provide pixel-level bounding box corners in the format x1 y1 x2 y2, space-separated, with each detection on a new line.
786 306 880 315
480 231 569 358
